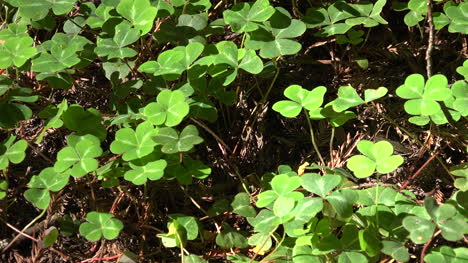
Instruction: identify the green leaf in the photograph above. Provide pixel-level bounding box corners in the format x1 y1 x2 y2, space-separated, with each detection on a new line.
0 180 7 199
28 167 69 192
185 255 207 263
338 252 368 263
62 105 107 141
124 159 167 185
330 86 365 112
273 85 326 118
0 37 37 69
24 188 50 209
456 60 468 80
0 103 32 129
216 224 248 249
402 216 436 244
116 0 158 35
153 125 203 154
79 212 124 241
451 80 468 116
291 197 323 222
245 8 306 58
364 87 388 102
247 209 280 233
95 22 140 59
327 189 358 218
301 173 342 197
273 195 296 217
424 246 468 263
347 140 404 178
223 0 275 33
158 220 187 248
439 218 468 241
248 232 272 252
231 193 256 217
36 99 68 143
271 173 301 195
42 227 59 247
138 49 186 80
0 136 28 169
54 135 102 177
381 241 409 262
396 74 451 116
142 90 189 127
110 121 157 161
358 228 381 257
0 24 29 41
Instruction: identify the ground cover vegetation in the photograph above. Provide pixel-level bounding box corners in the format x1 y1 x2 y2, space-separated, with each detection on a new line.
0 0 466 262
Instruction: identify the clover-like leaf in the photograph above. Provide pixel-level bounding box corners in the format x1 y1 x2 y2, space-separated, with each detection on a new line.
36 99 68 143
79 212 124 241
62 105 107 141
402 216 436 244
381 241 410 262
116 0 157 35
445 3 468 34
0 37 37 69
301 173 342 197
24 189 51 209
451 80 468 116
215 41 263 74
158 220 187 248
54 134 103 178
231 192 256 217
439 218 468 241
257 174 303 218
216 223 248 249
165 157 211 184
5 0 76 21
0 136 28 170
0 24 29 41
364 87 388 102
248 209 280 233
396 74 450 116
153 125 203 154
327 189 359 218
330 86 365 112
345 0 388 27
142 90 189 127
223 0 275 33
138 49 186 80
245 8 306 58
456 60 468 80
124 159 167 185
24 167 70 209
272 85 327 118
95 21 140 59
347 140 404 178
110 121 158 161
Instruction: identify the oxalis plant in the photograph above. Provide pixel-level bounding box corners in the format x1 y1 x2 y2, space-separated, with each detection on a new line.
0 0 466 262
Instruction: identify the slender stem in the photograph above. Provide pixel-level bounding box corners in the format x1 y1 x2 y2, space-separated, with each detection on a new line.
2 208 47 251
262 231 286 262
249 226 279 263
303 109 325 166
180 185 209 216
182 0 191 14
240 33 246 48
425 0 434 78
375 173 380 230
329 127 335 168
261 61 279 104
